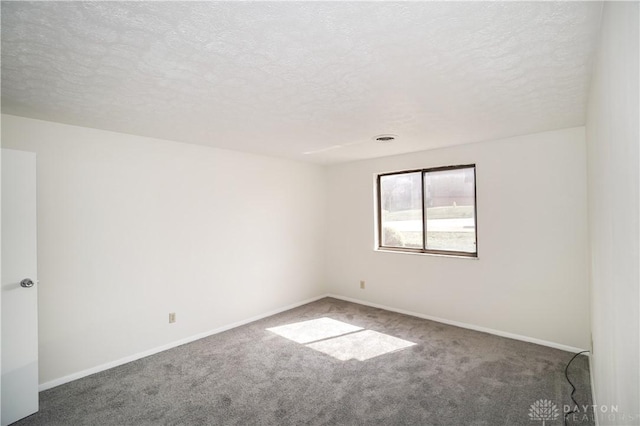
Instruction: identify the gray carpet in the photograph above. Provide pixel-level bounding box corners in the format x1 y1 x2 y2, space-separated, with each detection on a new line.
16 298 593 425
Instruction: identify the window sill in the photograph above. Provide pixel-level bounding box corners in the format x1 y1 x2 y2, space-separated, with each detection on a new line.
374 248 478 260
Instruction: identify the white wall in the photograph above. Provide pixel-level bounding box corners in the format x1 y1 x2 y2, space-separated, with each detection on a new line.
586 2 639 425
326 127 590 350
0 127 3 416
1 114 327 385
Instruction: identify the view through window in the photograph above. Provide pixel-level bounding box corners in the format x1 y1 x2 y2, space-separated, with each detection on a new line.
378 165 477 257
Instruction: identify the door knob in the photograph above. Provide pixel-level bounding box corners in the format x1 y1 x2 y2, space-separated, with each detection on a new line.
20 278 34 288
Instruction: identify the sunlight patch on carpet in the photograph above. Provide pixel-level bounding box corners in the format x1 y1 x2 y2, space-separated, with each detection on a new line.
266 317 362 344
307 330 416 361
267 318 416 361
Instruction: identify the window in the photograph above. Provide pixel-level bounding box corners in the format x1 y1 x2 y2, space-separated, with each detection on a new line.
377 164 477 257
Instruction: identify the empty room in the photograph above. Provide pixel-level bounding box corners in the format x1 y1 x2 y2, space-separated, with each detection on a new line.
1 1 638 425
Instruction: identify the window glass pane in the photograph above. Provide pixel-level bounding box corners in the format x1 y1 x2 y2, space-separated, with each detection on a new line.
380 172 423 248
424 168 476 253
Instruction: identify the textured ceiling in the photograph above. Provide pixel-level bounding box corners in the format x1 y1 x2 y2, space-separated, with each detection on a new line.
2 2 602 164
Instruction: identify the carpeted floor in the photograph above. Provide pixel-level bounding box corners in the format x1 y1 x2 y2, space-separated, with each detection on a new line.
16 297 593 425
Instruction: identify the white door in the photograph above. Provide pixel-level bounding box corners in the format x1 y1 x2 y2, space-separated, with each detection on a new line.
1 149 38 425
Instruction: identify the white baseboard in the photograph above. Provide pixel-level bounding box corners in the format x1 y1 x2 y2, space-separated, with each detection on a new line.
39 294 327 391
40 292 589 392
326 293 589 354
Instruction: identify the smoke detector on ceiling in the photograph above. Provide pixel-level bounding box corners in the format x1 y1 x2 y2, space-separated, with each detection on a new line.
373 134 397 143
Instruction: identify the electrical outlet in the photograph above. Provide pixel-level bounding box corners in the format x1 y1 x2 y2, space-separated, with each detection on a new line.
169 312 176 323
360 280 365 289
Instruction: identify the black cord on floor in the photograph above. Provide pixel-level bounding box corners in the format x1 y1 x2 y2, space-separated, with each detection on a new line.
564 350 590 426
